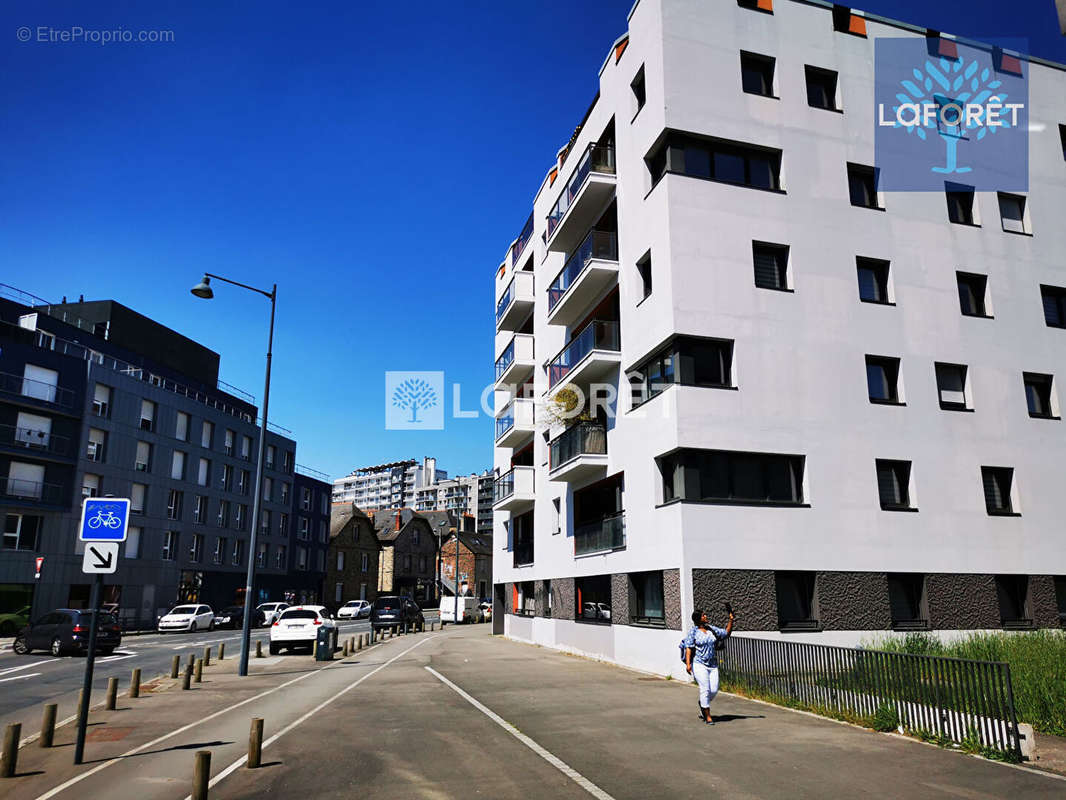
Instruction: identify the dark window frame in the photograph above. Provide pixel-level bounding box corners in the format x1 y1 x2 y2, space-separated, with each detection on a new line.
636 251 652 301
856 257 891 305
775 571 820 631
630 65 646 118
934 362 970 412
995 575 1033 629
575 574 612 625
805 65 840 111
629 571 666 627
847 163 882 209
888 573 929 630
981 466 1017 516
956 272 990 318
740 51 777 98
946 185 978 226
1041 284 1066 329
659 448 806 507
647 132 783 193
752 241 791 292
865 355 902 405
628 335 734 409
1023 372 1057 419
876 459 914 511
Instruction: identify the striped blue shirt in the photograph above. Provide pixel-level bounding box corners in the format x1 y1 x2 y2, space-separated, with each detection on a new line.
683 625 729 668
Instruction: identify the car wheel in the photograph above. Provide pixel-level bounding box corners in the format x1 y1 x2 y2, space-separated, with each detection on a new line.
12 635 30 655
189 622 197 633
51 637 63 657
208 620 215 631
268 642 279 655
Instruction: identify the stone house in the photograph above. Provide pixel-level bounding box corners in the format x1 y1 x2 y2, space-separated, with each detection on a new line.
324 503 380 610
372 509 438 605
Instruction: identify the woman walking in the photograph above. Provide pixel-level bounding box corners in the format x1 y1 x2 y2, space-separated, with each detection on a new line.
684 608 734 725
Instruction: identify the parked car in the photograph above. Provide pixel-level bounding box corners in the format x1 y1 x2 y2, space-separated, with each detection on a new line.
158 604 215 633
440 596 479 624
213 605 250 629
478 602 492 623
369 595 424 631
269 605 337 655
582 602 611 621
12 609 121 656
336 600 371 620
0 605 31 637
256 602 289 626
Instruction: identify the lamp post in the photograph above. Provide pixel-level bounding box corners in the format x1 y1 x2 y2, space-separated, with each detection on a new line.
191 273 276 677
436 520 446 618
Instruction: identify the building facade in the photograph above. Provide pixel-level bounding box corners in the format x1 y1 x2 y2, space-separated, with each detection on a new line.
332 457 445 509
372 508 439 604
0 290 327 626
438 531 493 603
324 503 380 609
491 0 1066 677
414 470 495 535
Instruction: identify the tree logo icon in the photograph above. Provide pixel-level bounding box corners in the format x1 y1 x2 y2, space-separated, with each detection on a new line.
384 371 445 430
392 378 438 422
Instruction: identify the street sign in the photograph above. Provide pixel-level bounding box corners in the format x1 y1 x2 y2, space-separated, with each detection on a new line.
82 542 119 574
79 497 130 542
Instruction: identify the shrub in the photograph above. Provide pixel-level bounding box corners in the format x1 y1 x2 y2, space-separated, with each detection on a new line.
871 701 899 732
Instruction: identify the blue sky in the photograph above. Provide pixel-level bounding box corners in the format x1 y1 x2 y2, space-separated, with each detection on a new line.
2 1 1063 482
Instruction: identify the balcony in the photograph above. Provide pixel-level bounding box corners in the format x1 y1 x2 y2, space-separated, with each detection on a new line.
545 143 616 253
495 398 535 449
547 231 619 328
494 334 535 389
547 320 621 391
493 466 534 512
495 271 534 332
549 421 608 483
0 371 76 410
574 511 626 556
1 477 68 506
509 212 534 268
0 425 73 459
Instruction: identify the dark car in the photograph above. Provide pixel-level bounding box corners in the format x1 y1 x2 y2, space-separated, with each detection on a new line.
369 595 424 631
13 609 122 657
213 605 249 629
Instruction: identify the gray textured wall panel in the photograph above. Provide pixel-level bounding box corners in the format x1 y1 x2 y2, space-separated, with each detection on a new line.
927 574 999 629
817 572 891 631
692 569 777 631
663 568 682 630
611 574 629 625
552 577 575 621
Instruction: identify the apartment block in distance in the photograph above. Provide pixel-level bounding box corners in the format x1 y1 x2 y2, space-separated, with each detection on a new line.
414 469 495 536
491 0 1066 676
332 457 445 509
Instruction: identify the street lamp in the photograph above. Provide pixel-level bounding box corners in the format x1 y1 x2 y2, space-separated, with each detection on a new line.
191 272 276 677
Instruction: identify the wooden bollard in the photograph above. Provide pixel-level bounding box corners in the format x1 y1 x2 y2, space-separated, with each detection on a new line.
194 658 203 683
203 646 211 667
187 652 196 672
76 689 86 726
248 718 263 769
193 750 211 800
218 642 225 661
182 664 192 690
256 640 263 658
171 654 181 679
356 634 363 650
129 668 141 698
1 723 20 779
342 639 350 657
106 677 119 710
40 704 57 748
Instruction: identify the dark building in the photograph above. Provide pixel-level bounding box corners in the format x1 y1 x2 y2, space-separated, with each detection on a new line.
324 503 380 610
371 508 438 605
0 289 326 627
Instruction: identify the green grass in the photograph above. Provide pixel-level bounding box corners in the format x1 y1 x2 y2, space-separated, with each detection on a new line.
866 630 1066 737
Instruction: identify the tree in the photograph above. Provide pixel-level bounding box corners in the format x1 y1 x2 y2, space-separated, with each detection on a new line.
392 378 437 422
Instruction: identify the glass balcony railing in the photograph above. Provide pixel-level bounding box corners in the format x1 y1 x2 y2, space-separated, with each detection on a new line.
574 511 626 556
0 424 72 456
549 421 607 471
0 371 76 408
2 477 68 505
496 278 517 324
548 231 618 312
547 320 620 388
495 407 515 440
494 469 516 504
510 212 534 267
495 339 515 382
546 143 616 240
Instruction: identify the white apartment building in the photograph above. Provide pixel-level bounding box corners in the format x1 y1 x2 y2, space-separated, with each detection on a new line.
491 0 1066 678
332 457 445 509
414 470 495 535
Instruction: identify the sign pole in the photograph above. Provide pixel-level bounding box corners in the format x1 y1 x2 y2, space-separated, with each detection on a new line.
73 572 102 765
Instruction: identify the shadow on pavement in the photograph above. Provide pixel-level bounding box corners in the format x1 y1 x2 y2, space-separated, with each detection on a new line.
85 740 232 763
711 714 765 723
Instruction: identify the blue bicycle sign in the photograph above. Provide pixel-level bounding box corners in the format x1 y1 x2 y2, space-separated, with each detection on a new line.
79 498 131 542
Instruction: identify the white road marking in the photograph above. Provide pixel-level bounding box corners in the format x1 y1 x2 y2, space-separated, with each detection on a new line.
193 636 431 799
0 662 47 677
425 666 616 800
0 673 40 683
96 653 137 664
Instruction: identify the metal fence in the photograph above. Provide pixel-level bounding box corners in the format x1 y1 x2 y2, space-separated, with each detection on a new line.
719 636 1022 759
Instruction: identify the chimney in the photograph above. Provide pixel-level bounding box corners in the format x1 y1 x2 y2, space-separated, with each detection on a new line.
395 510 402 532
78 294 84 302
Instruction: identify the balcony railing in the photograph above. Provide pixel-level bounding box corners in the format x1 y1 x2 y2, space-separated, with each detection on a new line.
549 421 607 471
547 320 621 388
546 143 616 240
493 469 520 504
510 212 535 267
574 511 625 556
496 277 518 325
495 339 516 382
0 371 76 409
548 231 618 312
2 477 68 505
0 425 72 457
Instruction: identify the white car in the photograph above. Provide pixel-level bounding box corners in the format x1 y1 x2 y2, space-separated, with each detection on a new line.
158 604 215 633
269 605 337 655
336 600 370 619
478 602 492 622
256 602 289 626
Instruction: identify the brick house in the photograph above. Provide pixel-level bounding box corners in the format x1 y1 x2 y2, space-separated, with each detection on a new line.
439 531 493 602
324 503 380 610
372 509 438 605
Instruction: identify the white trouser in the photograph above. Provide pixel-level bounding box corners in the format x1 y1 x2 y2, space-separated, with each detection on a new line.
693 662 720 709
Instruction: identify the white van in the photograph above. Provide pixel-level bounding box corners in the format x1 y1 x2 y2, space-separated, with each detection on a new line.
440 596 480 624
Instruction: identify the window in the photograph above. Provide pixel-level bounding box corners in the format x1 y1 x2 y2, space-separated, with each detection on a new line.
3 513 41 550
280 482 290 504
140 400 156 432
134 441 151 472
191 533 203 563
275 545 286 569
6 461 44 500
283 450 293 472
301 487 312 510
235 504 247 530
277 511 287 535
957 272 990 317
981 467 1016 515
737 0 773 13
295 547 308 570
224 429 234 456
866 356 902 404
316 550 325 573
198 458 210 486
647 132 782 191
805 66 839 110
876 459 913 510
1041 285 1066 329
298 517 310 540
575 575 611 624
193 495 207 524
630 65 646 115
336 551 345 571
996 575 1032 628
231 539 243 566
361 552 369 572
213 537 226 565
832 5 866 36
266 445 276 469
630 571 665 625
335 582 343 603
238 469 249 496
263 476 273 503
125 526 141 559
752 241 790 291
201 421 214 449
256 542 267 567
660 449 805 505
888 573 928 630
217 500 230 527
319 521 328 544
934 363 970 411
167 489 183 520
82 473 100 498
775 571 819 630
92 384 112 418
240 435 252 460
512 510 534 566
740 52 775 97
87 428 106 462
1023 373 1057 419
512 581 535 616
637 252 652 300
162 531 177 561
21 363 59 402
847 164 881 209
220 464 233 491
171 450 186 480
131 483 146 514
260 509 271 533
1060 124 1066 161
418 554 427 572
946 185 978 225
997 193 1029 234
175 412 189 441
856 258 891 304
